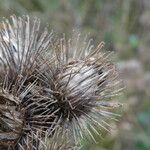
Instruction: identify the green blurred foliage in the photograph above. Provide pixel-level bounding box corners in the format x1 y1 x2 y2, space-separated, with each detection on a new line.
0 0 150 149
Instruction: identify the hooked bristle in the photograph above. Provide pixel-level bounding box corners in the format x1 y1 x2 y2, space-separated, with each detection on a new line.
0 15 123 149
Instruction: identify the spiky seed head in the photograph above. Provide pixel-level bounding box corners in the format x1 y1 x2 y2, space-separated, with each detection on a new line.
0 15 123 149
0 15 55 149
37 33 123 144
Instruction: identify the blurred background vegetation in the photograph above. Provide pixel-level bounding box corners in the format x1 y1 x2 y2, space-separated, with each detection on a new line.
0 0 150 149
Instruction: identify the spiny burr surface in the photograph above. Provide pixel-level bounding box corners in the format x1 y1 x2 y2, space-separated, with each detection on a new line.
0 15 122 150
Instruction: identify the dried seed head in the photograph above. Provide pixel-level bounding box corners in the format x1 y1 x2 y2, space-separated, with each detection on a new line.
38 33 123 144
0 15 54 149
0 15 123 149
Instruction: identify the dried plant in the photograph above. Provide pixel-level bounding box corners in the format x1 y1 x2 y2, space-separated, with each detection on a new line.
0 15 54 149
0 15 122 149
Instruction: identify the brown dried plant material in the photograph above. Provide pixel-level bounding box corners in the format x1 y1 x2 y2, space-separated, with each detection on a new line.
0 15 122 149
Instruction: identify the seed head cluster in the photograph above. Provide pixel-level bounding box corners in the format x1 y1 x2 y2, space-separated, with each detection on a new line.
0 15 122 149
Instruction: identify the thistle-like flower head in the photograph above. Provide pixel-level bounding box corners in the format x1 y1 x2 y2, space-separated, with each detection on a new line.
38 33 123 144
0 15 54 149
0 15 122 149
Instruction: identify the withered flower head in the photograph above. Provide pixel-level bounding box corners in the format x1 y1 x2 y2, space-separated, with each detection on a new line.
0 15 54 149
0 15 122 149
38 33 123 144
